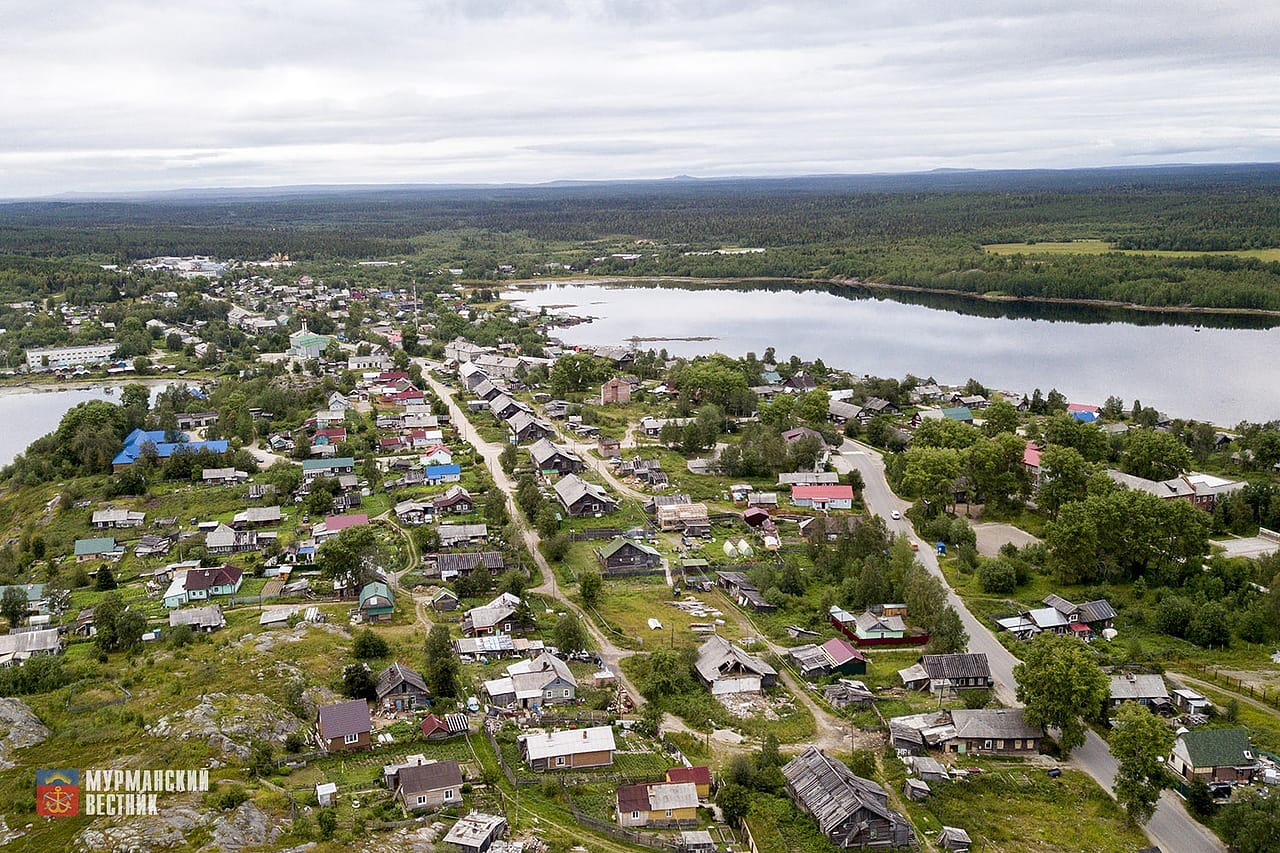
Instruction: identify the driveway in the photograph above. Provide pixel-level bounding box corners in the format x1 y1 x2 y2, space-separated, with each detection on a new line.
973 522 1042 558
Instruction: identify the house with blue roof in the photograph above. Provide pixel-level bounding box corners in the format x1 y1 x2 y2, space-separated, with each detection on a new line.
111 428 230 472
425 464 462 485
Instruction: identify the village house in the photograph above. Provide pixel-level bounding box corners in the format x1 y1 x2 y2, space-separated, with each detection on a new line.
778 471 842 486
996 594 1117 640
394 500 433 526
462 593 523 637
175 411 218 430
1168 728 1257 784
595 536 663 576
830 606 908 644
167 605 226 633
317 699 373 753
665 765 713 798
163 565 244 608
553 475 617 517
616 781 699 828
487 394 527 421
898 653 993 694
890 708 1043 756
302 456 356 482
0 628 62 665
313 513 369 542
824 679 876 709
425 463 463 485
782 747 915 850
393 759 464 812
438 523 488 548
790 484 855 510
528 438 584 475
1108 469 1246 512
787 637 868 679
111 428 228 471
1109 673 1172 711
205 523 266 554
518 726 616 771
74 537 125 563
695 635 778 696
202 467 250 486
507 411 554 444
91 508 146 528
232 506 282 527
484 652 576 709
437 552 505 579
433 486 474 515
359 581 395 622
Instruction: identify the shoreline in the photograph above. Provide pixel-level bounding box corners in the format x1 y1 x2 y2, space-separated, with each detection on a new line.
504 274 1280 320
0 376 178 399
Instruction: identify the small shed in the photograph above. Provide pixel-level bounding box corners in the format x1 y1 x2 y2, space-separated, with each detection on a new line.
936 826 972 852
903 778 931 801
316 782 337 807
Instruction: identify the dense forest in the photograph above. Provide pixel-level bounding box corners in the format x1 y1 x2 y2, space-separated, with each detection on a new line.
4 164 1280 310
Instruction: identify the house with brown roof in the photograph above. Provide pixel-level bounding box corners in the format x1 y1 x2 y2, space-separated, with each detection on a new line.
317 699 372 753
665 765 713 798
376 662 430 712
393 759 464 812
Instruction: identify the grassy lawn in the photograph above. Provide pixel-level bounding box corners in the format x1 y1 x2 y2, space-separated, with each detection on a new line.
591 577 743 648
893 759 1151 852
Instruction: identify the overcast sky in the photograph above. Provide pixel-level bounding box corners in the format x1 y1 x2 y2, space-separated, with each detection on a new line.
2 0 1278 197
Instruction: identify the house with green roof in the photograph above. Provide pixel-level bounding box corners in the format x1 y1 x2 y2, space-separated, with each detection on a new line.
302 457 356 481
941 406 974 424
74 538 124 563
359 582 395 623
595 536 663 577
1168 727 1257 784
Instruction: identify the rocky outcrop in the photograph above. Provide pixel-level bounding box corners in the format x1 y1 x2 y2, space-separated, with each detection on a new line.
0 698 50 770
146 693 301 759
75 796 208 851
203 801 281 852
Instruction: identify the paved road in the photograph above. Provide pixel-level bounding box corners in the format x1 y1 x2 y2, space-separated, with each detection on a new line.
417 361 646 708
832 438 1225 853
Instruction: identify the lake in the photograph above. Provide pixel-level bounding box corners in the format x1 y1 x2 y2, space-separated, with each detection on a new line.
0 383 173 468
505 279 1280 424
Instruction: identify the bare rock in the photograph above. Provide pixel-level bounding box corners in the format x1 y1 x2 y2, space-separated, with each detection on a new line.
75 795 209 851
203 801 281 852
146 693 301 759
0 698 50 770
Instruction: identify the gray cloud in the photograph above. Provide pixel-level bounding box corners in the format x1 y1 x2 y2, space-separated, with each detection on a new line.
0 1 1277 196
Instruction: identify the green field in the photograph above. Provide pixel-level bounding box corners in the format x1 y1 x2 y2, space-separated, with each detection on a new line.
984 240 1280 262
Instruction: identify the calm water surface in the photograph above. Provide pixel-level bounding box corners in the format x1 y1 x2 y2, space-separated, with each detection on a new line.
0 383 171 467
506 280 1280 424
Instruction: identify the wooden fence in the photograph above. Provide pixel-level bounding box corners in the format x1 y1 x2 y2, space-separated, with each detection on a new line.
559 780 681 851
1189 663 1280 713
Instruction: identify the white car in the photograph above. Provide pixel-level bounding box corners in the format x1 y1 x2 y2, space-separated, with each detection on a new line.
890 510 902 520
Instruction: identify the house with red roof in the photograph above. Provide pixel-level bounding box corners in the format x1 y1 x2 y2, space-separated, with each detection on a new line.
1023 442 1043 485
315 513 369 542
790 484 854 510
665 765 713 798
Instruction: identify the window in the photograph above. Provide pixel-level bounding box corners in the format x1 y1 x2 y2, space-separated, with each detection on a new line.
344 733 360 744
983 740 992 750
563 689 571 697
665 809 672 817
631 811 640 820
417 795 427 805
556 756 566 767
444 789 454 800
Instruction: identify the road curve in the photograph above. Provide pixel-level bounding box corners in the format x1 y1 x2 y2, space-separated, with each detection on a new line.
832 438 1224 853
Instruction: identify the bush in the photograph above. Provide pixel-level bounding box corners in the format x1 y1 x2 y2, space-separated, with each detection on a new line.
352 629 389 660
206 784 249 811
543 534 571 562
978 558 1017 593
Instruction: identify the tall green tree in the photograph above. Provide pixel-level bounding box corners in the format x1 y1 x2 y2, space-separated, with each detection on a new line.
1110 702 1175 826
1123 429 1192 481
1013 633 1108 756
424 624 460 698
553 612 589 654
0 586 26 628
